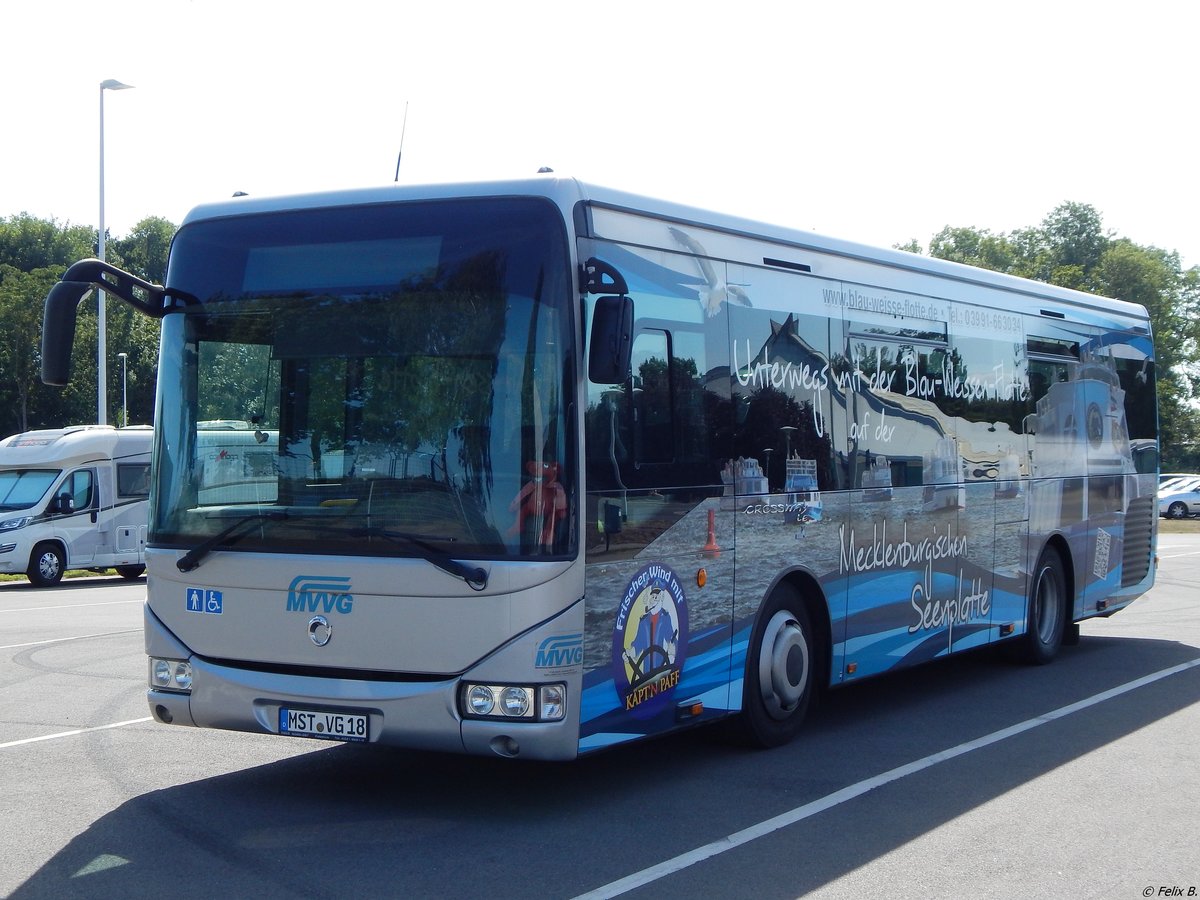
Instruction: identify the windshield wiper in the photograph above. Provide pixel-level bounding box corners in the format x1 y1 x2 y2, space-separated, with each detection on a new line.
350 526 488 591
177 511 289 572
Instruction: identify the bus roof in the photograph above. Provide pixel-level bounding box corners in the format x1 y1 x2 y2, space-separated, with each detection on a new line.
178 174 1150 327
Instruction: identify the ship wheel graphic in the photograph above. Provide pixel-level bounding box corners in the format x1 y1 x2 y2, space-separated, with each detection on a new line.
625 644 676 689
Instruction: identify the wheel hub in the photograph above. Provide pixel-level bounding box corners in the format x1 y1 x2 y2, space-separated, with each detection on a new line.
758 610 809 720
39 554 60 580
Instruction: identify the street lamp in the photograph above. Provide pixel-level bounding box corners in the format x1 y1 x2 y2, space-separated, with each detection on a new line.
117 352 128 427
98 78 134 426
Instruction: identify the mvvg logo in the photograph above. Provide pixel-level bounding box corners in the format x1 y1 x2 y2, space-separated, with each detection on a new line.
535 633 583 668
286 575 354 614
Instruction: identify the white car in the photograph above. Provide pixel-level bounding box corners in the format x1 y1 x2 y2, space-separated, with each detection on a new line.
1159 474 1200 493
1160 482 1200 519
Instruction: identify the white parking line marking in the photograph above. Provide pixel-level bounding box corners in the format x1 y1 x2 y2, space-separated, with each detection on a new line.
0 629 139 651
0 717 153 750
0 599 142 614
572 658 1200 900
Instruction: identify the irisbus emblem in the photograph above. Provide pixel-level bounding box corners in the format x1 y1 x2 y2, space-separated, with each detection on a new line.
286 575 354 614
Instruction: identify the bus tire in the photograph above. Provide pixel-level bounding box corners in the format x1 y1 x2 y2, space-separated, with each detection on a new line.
1020 547 1067 665
116 565 146 580
737 584 815 748
27 543 66 587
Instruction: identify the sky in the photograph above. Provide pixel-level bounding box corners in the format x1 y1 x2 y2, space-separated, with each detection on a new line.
4 0 1198 269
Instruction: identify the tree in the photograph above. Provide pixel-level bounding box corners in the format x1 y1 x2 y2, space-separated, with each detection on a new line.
0 213 174 434
0 266 56 432
928 225 1020 273
109 216 174 284
1097 240 1200 455
105 216 174 426
0 213 94 271
1042 201 1108 279
927 202 1200 468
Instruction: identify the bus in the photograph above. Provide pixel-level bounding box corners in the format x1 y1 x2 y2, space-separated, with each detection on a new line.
40 175 1158 759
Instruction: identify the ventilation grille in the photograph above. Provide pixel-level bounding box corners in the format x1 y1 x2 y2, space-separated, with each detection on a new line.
1121 495 1155 587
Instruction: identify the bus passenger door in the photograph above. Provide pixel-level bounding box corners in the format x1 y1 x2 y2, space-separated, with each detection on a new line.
579 239 735 750
724 265 846 689
947 312 1029 651
839 308 960 676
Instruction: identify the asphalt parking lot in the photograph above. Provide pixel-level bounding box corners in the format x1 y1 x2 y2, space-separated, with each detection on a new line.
2 535 1198 899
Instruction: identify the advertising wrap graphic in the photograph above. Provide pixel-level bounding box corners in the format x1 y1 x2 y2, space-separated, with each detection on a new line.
612 563 689 719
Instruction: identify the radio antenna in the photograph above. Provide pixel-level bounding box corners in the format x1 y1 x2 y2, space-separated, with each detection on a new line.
394 101 409 182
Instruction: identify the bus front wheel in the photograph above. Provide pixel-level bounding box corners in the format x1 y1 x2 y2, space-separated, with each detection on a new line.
1020 547 1067 665
27 543 66 588
737 584 815 748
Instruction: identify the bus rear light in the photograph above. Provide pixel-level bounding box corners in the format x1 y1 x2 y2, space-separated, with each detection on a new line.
459 682 566 722
149 657 193 693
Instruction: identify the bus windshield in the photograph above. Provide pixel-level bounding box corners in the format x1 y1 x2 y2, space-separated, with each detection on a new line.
150 197 575 561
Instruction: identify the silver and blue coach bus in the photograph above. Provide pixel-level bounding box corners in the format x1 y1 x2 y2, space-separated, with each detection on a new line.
41 175 1158 759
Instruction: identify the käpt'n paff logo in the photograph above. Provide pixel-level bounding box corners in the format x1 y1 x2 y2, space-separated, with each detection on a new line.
611 563 688 719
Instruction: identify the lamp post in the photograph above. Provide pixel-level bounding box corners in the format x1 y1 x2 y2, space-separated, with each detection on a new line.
117 352 128 427
98 78 134 426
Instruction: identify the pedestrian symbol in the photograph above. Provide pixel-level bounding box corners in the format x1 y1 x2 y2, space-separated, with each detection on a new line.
186 588 204 613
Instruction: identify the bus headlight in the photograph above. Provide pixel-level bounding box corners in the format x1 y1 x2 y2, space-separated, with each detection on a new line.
0 516 32 532
149 657 193 693
500 686 531 717
459 682 566 722
467 684 495 716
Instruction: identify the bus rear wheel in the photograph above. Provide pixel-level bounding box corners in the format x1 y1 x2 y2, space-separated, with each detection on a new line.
1020 547 1067 665
27 543 66 588
116 565 146 580
737 584 815 748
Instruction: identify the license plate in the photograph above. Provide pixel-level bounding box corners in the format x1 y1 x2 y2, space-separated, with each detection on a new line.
279 707 369 742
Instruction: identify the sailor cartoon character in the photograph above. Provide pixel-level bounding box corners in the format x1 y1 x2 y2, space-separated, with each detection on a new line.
624 585 678 685
612 563 690 719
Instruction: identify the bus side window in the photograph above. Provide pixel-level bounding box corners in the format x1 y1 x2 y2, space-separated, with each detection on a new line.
631 329 673 464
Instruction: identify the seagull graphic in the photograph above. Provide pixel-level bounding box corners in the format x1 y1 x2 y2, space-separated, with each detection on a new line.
1136 357 1150 385
668 226 752 317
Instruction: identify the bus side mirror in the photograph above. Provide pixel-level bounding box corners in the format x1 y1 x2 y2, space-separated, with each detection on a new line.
43 259 171 387
589 295 633 385
42 281 93 386
53 492 75 514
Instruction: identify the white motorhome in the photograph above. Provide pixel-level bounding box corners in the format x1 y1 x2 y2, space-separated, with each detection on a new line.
0 425 151 586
